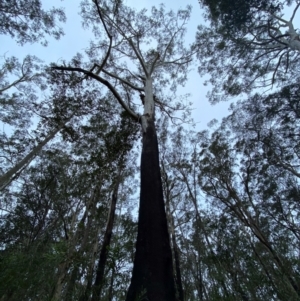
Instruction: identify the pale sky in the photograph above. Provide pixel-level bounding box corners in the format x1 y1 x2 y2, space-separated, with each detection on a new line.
1 0 299 132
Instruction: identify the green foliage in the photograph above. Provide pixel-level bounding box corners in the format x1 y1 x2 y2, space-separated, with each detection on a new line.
200 0 280 30
0 0 66 45
0 241 66 300
2 0 300 300
195 0 300 103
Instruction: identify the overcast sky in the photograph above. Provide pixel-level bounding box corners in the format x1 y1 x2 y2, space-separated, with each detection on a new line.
1 0 299 132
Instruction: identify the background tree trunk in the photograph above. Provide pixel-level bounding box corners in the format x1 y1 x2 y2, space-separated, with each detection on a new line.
91 173 122 300
0 125 64 190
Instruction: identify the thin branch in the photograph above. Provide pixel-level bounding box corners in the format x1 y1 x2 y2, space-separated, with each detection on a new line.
154 96 176 111
100 11 148 76
52 66 139 122
267 21 289 47
272 51 286 85
254 48 282 61
102 68 143 91
285 50 290 73
85 0 113 78
0 74 28 93
161 55 193 66
128 38 149 76
271 14 289 25
160 28 180 63
290 2 300 22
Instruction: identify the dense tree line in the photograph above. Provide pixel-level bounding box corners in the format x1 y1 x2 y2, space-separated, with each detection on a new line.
0 0 300 300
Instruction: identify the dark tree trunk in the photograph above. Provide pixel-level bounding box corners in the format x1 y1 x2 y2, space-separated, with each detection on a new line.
170 219 184 301
91 176 121 301
108 267 115 301
126 118 177 301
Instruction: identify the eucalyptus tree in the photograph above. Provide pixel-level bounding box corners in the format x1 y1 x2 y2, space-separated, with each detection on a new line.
195 94 300 299
53 0 194 299
159 124 237 300
195 0 300 103
227 82 300 179
0 0 66 129
0 91 138 301
0 68 101 191
0 0 67 188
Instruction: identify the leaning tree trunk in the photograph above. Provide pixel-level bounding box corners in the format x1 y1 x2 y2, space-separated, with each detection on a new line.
0 124 65 190
126 117 177 301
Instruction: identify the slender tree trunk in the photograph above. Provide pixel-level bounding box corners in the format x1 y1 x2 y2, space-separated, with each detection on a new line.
0 125 63 190
91 175 122 301
162 172 184 301
170 214 184 301
225 187 300 297
126 117 177 301
108 267 115 301
64 181 102 301
179 171 232 299
51 261 69 301
79 231 101 301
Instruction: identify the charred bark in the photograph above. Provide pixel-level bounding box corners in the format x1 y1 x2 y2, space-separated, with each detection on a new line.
126 118 177 301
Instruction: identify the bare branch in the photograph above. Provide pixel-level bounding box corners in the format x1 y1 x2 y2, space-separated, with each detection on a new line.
99 10 149 76
267 20 289 47
86 0 113 76
271 14 289 25
102 68 143 91
0 74 29 93
52 65 139 122
128 38 149 76
290 2 300 22
272 51 286 85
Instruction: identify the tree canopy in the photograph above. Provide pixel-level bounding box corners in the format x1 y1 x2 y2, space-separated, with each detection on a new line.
195 0 300 103
1 0 300 300
0 0 66 45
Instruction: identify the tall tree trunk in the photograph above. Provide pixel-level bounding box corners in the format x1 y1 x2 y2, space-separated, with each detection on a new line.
162 167 184 301
169 211 184 301
108 267 115 301
51 261 69 301
0 125 64 190
79 231 101 301
64 181 102 301
126 118 177 301
91 175 122 301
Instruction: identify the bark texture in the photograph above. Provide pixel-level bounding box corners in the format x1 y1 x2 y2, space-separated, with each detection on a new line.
126 118 177 301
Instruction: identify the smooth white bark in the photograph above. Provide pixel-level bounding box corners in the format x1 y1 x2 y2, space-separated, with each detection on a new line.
0 125 64 190
141 75 155 132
